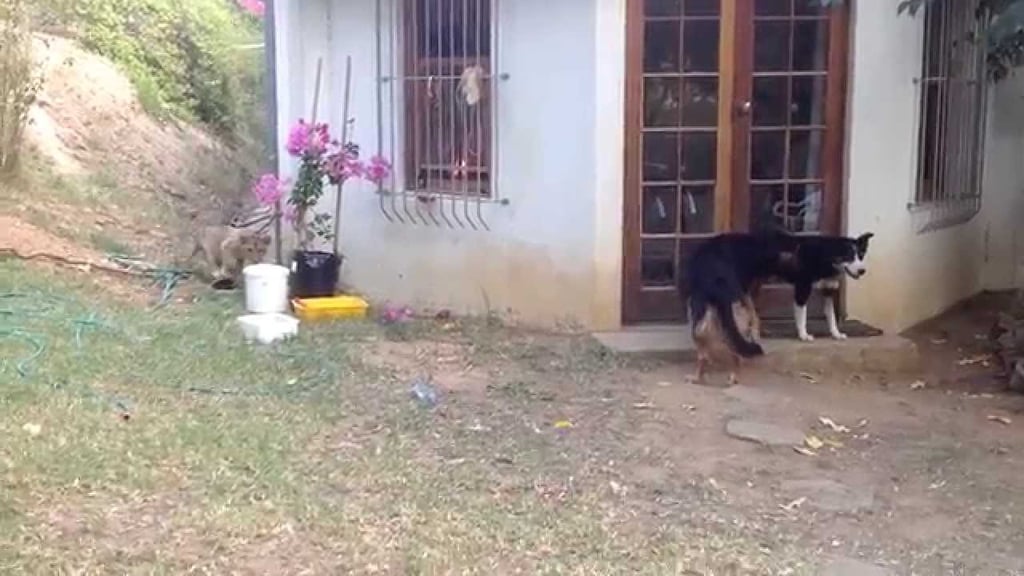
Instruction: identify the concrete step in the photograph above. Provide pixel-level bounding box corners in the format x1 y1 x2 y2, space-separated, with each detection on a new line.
593 325 920 375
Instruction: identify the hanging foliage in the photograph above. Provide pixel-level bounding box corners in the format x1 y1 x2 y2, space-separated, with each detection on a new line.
818 0 1024 82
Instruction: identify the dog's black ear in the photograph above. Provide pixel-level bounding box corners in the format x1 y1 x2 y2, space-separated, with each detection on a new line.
856 232 874 247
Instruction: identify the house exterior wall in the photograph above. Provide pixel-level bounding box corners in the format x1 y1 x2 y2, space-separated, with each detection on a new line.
274 0 627 329
845 1 1024 334
274 0 1024 333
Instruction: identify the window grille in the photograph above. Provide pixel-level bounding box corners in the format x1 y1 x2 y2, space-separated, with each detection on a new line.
912 0 989 231
375 0 500 230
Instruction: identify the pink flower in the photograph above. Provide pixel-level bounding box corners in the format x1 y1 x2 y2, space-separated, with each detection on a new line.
286 120 330 158
250 173 288 206
364 155 393 185
236 0 265 17
325 149 366 185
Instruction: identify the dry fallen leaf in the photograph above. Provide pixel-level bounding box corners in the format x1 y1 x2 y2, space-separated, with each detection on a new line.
793 446 817 457
910 380 926 390
553 420 574 429
804 435 825 450
780 497 806 512
958 354 992 367
799 372 818 384
819 417 850 434
987 415 1012 426
681 404 697 412
632 402 654 410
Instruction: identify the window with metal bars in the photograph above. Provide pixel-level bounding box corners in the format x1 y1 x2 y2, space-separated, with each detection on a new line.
401 0 493 198
913 0 988 225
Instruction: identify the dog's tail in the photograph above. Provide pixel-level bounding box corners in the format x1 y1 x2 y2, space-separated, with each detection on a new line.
712 293 764 358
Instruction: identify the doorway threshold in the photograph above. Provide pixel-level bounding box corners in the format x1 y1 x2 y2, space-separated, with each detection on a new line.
593 324 693 354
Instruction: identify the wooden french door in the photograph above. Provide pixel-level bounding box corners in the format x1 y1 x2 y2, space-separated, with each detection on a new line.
622 0 849 324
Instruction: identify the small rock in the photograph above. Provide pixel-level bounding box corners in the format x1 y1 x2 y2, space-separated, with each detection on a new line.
822 557 892 576
782 479 875 513
725 419 805 446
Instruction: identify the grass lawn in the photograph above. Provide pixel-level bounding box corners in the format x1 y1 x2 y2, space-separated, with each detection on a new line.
0 261 814 575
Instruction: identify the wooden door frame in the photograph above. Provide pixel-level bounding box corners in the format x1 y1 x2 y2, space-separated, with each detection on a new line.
621 0 645 324
621 0 738 324
730 1 851 317
621 0 852 325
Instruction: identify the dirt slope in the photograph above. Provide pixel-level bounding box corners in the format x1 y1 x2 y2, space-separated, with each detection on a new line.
2 33 258 264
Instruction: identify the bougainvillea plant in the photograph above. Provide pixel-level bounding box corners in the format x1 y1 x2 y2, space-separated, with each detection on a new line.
250 119 393 251
235 0 265 18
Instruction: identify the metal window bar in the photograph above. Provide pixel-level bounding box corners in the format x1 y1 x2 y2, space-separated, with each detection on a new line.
912 0 988 230
375 0 502 230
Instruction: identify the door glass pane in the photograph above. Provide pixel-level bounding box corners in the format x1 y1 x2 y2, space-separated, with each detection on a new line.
752 76 788 127
790 75 827 126
793 0 826 15
646 0 681 17
641 239 677 287
788 130 825 179
681 78 718 127
788 183 824 232
682 20 719 72
754 21 791 71
645 21 680 72
645 77 681 127
684 0 720 17
643 186 679 234
749 184 785 232
643 132 679 181
755 0 791 16
793 20 829 71
680 185 714 233
680 132 717 181
750 131 785 180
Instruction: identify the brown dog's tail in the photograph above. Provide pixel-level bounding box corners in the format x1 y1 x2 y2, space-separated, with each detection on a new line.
702 293 763 358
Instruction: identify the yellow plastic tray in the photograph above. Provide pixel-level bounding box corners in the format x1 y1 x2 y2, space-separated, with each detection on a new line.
292 296 369 321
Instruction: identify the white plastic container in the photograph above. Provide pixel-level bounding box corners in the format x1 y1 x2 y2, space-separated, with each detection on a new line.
242 263 290 314
237 313 299 345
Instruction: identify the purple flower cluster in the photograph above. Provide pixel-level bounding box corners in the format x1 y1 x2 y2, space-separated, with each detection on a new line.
250 173 288 206
251 119 394 211
285 120 330 158
236 0 265 18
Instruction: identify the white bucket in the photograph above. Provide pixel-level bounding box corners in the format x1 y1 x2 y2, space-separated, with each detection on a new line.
243 263 290 314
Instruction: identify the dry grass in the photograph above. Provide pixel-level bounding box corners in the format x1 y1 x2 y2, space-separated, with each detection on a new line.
0 261 823 575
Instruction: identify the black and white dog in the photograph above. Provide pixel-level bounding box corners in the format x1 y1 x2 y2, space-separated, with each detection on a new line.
772 232 874 342
685 231 874 348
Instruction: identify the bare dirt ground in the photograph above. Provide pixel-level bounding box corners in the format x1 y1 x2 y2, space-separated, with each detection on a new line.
359 308 1024 575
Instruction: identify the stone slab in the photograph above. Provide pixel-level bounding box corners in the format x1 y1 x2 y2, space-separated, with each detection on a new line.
782 478 875 514
822 557 893 576
725 419 805 446
591 328 921 375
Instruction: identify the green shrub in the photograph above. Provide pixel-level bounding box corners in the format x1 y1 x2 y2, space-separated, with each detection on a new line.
29 0 265 145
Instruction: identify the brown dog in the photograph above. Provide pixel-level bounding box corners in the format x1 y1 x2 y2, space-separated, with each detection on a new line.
690 293 760 385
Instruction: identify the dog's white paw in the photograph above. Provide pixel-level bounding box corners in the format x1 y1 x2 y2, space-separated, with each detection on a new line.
798 333 815 342
831 331 848 341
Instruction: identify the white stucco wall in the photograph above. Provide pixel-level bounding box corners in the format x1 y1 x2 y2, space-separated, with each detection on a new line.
275 0 1024 333
274 0 625 329
845 1 1024 334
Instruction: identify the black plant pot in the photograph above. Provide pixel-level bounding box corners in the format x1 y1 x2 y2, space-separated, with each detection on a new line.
292 250 342 299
